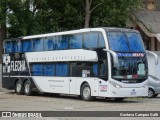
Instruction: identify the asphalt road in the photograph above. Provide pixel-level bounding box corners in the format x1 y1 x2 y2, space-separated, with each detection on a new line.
0 90 160 120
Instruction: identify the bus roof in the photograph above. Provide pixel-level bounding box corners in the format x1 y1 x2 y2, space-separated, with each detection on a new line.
5 27 139 41
22 27 138 40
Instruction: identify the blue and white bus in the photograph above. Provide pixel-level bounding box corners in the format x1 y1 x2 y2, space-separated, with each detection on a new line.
2 27 151 101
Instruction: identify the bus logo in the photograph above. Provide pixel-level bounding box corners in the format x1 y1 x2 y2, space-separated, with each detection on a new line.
10 61 26 72
2 112 11 117
3 56 11 73
3 56 26 73
130 89 137 95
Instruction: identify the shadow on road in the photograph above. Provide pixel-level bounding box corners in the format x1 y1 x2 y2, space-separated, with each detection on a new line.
1 90 150 104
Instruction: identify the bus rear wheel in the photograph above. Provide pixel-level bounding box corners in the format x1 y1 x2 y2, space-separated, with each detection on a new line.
15 80 24 95
24 80 32 96
81 83 93 101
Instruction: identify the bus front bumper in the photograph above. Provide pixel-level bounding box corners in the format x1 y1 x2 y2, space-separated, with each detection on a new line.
109 87 148 98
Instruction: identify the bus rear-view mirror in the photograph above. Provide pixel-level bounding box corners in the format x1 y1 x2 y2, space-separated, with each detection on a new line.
103 49 119 67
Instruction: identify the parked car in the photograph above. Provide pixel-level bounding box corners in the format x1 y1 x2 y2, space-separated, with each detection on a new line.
148 75 160 98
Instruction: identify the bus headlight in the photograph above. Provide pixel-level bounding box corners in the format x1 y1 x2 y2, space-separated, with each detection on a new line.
109 81 122 88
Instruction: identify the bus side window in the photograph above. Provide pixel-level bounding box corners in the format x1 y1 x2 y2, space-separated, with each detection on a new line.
70 62 91 77
70 63 80 77
44 37 54 51
22 40 32 52
13 40 22 53
32 64 44 76
44 63 55 76
70 62 98 77
5 41 13 53
33 38 44 51
99 60 108 80
56 63 68 77
93 63 98 77
84 32 98 49
99 33 105 48
55 36 69 50
69 34 82 49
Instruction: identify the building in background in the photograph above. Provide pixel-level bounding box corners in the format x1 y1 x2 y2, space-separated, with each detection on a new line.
127 0 160 51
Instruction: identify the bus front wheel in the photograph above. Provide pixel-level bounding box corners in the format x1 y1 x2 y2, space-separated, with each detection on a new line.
148 88 155 98
24 80 32 96
15 80 24 95
81 83 93 101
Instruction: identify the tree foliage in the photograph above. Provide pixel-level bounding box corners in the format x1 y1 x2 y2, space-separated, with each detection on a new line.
0 0 142 38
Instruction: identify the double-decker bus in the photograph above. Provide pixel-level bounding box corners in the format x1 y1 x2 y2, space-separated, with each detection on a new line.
2 27 154 101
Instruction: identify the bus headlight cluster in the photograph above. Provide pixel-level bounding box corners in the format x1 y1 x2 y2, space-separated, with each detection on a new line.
109 81 122 88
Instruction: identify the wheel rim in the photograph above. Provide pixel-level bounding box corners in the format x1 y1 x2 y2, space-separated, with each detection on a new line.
83 86 90 99
25 83 30 93
16 82 21 93
148 90 153 97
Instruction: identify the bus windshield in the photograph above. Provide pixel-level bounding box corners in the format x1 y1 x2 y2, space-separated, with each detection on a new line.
107 32 145 52
112 56 148 80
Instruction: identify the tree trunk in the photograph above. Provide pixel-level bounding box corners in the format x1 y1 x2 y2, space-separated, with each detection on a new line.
0 24 7 63
84 0 91 28
0 1 7 63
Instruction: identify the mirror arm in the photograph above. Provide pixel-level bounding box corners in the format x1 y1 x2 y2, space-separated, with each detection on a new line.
103 49 119 67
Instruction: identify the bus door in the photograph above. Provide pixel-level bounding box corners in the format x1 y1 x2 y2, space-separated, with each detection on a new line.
98 59 109 96
69 63 78 94
96 48 109 96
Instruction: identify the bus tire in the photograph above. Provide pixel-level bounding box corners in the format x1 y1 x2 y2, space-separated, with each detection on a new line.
148 88 155 98
15 80 24 95
81 83 93 101
24 80 32 96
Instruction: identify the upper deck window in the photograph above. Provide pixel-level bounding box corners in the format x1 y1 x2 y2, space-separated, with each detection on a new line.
13 41 22 53
4 40 22 53
44 37 54 51
126 33 145 52
107 32 129 51
84 32 98 48
22 39 32 52
99 33 105 48
4 31 106 53
33 38 43 51
55 36 69 50
107 31 145 52
69 34 82 49
4 41 13 53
